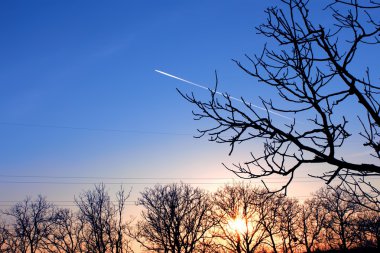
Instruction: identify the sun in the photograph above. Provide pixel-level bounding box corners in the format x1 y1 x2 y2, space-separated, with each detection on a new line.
227 217 247 234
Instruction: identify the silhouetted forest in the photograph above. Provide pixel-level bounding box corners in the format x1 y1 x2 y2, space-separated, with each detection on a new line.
0 183 378 253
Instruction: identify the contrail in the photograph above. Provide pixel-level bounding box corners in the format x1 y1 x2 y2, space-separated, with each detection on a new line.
155 69 292 120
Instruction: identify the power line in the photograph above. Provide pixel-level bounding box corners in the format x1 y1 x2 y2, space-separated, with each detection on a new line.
0 204 138 207
0 195 314 204
0 200 136 203
0 174 322 180
0 180 324 185
0 195 313 207
1 175 378 183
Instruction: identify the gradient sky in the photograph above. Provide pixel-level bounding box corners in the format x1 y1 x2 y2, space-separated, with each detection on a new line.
0 0 378 209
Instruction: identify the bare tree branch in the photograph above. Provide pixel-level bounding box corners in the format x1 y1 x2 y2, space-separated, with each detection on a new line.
180 0 380 200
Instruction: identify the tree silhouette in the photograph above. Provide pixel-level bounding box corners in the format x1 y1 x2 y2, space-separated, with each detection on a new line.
0 219 12 252
0 185 379 252
2 195 57 253
44 208 84 253
209 183 268 253
355 207 380 249
133 183 213 253
317 186 361 251
75 184 133 253
180 0 380 196
278 198 301 253
299 196 329 253
257 192 285 253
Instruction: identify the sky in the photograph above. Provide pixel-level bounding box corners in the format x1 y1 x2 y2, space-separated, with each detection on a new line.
0 0 379 212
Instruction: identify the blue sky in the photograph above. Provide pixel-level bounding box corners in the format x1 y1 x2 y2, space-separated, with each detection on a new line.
0 0 280 204
0 0 378 206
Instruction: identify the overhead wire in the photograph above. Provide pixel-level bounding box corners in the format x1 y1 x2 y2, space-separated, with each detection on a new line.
0 175 378 186
0 180 324 185
0 174 320 180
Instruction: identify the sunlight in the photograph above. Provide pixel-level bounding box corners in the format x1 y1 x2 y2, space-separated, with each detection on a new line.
227 217 247 234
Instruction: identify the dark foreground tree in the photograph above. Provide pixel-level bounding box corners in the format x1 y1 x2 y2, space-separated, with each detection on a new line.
2 195 57 253
355 207 380 249
277 197 301 253
210 183 268 253
318 186 363 251
44 208 84 253
75 184 133 253
180 0 380 200
0 218 12 252
133 183 214 253
299 196 329 252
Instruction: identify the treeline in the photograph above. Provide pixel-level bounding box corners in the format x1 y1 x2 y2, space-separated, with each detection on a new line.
0 184 133 253
0 183 379 253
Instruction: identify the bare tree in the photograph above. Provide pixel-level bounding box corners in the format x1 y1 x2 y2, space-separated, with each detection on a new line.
257 193 285 253
210 183 267 253
75 184 133 253
113 187 133 253
355 206 380 249
2 195 57 253
43 208 84 253
277 198 301 253
180 0 380 197
0 219 12 252
298 196 329 253
357 209 380 249
133 183 213 253
317 186 362 251
335 175 380 212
